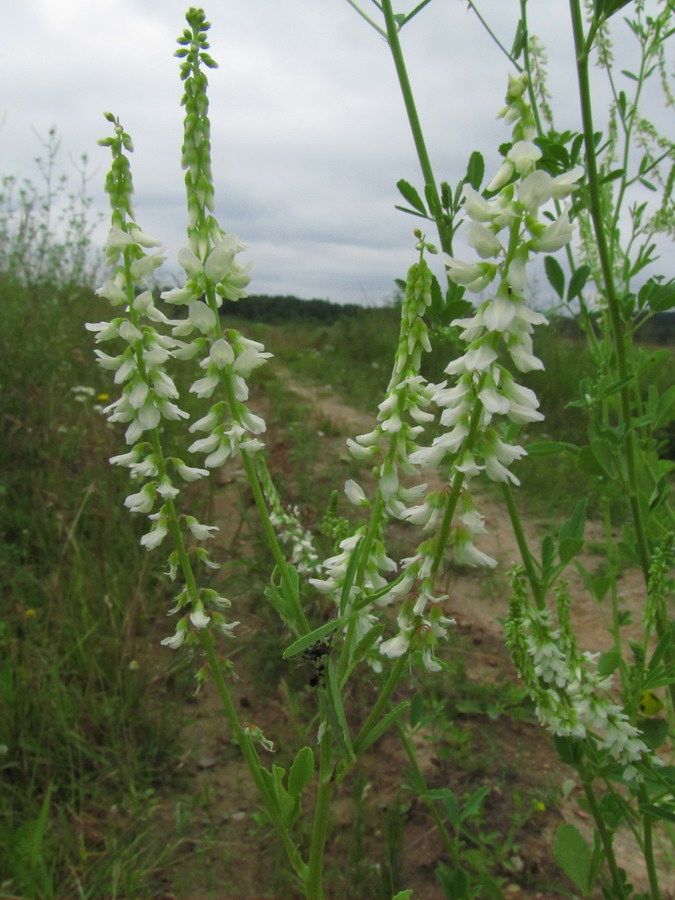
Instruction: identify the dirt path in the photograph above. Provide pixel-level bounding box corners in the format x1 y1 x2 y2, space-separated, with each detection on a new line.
150 369 671 899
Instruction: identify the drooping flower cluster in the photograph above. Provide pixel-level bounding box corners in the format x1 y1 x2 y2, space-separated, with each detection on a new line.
416 71 583 489
347 249 437 519
355 75 584 668
90 115 237 650
311 246 454 671
257 461 321 575
394 73 584 564
506 571 651 778
162 8 272 474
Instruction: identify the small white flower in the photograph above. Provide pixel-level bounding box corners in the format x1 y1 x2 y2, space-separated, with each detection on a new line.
175 462 209 481
187 519 219 540
454 539 497 568
189 301 217 334
125 485 156 514
530 210 575 252
161 625 187 649
344 479 368 507
380 632 410 658
462 184 497 222
518 170 553 211
209 337 235 368
466 221 503 259
189 605 210 629
204 240 236 282
177 246 203 277
141 516 168 550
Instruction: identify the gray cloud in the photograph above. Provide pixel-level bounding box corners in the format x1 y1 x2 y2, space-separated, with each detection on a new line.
2 0 671 304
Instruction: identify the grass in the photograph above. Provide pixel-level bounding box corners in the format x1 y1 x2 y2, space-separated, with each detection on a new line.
2 280 672 898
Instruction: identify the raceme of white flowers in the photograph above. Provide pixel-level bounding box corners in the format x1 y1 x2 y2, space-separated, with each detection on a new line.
90 114 266 651
506 572 651 779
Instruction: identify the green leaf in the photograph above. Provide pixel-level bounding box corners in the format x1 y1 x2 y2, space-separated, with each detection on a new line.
567 264 591 302
648 624 675 671
590 574 611 603
656 384 675 428
558 499 587 565
392 892 414 900
435 862 471 900
597 648 621 677
599 167 625 184
353 701 409 756
466 151 485 190
526 440 579 457
544 256 565 299
288 746 314 799
325 660 354 760
271 765 297 826
541 534 556 574
442 791 461 827
554 823 592 894
394 204 429 220
283 620 340 659
409 691 424 729
460 785 490 822
639 802 675 824
396 179 427 216
639 277 675 312
637 718 669 751
511 19 526 59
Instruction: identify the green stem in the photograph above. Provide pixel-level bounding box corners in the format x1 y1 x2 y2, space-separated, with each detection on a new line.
580 774 627 900
638 783 662 900
568 0 651 586
241 449 310 636
467 1 521 70
395 722 461 866
199 632 309 883
305 719 334 899
341 653 409 772
501 483 544 608
380 0 452 254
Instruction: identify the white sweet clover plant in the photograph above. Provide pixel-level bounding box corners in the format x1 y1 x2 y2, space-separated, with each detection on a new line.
337 72 584 672
91 11 318 657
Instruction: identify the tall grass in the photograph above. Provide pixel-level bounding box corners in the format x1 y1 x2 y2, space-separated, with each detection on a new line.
0 273 191 897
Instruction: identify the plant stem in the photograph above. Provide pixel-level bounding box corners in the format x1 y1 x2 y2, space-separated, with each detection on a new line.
501 483 545 608
344 653 409 768
395 722 461 867
569 0 675 714
638 783 662 900
580 774 627 900
199 632 309 883
305 719 334 899
380 0 452 254
568 0 651 585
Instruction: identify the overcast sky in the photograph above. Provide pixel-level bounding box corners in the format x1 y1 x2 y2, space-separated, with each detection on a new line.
2 0 672 305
